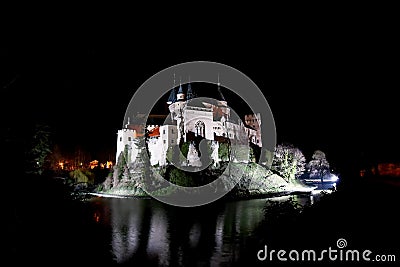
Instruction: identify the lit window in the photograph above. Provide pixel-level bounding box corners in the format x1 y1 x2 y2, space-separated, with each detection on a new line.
195 121 205 137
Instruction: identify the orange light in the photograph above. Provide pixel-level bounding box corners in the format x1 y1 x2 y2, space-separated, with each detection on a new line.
106 161 113 168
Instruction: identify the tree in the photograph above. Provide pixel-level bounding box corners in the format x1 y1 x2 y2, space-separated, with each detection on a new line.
180 141 190 158
199 140 212 167
25 123 52 176
166 145 185 167
218 142 230 161
69 169 94 186
307 150 330 183
249 142 261 162
113 145 129 187
136 136 152 185
47 144 63 172
169 168 195 187
271 143 306 182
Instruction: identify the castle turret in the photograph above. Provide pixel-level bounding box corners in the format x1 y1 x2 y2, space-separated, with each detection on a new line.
186 80 196 100
116 128 136 164
177 78 185 101
167 87 176 104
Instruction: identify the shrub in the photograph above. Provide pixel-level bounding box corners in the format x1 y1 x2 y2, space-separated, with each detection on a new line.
69 169 94 185
169 168 195 187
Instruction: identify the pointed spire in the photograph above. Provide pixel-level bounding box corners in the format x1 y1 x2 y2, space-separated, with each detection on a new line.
177 76 185 101
167 74 177 104
217 73 226 101
187 76 195 100
167 88 176 104
178 77 183 94
125 117 130 128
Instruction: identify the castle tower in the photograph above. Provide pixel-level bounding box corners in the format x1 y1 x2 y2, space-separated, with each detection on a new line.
116 128 136 164
167 77 186 145
186 77 196 100
176 78 185 101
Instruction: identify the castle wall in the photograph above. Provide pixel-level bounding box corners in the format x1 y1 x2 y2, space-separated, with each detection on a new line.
212 121 225 137
184 108 213 140
116 94 263 166
244 113 262 147
147 137 166 166
116 129 137 162
225 122 243 141
160 125 178 147
146 124 178 166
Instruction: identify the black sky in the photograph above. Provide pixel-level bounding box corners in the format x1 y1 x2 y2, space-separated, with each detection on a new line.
2 17 399 172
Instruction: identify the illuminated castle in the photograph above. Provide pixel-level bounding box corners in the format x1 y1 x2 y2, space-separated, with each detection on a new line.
116 77 262 167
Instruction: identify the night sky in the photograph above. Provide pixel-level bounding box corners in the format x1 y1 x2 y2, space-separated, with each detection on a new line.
2 21 399 174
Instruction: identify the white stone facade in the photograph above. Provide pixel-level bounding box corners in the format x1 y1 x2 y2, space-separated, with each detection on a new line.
116 83 262 167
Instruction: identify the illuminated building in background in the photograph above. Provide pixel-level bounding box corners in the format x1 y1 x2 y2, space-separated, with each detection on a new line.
90 160 99 169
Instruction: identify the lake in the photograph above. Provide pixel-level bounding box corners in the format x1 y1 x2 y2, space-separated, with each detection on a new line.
10 176 400 266
8 175 329 266
74 194 316 266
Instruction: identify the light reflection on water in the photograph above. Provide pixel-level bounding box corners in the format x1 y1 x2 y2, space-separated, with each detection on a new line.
88 194 316 265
